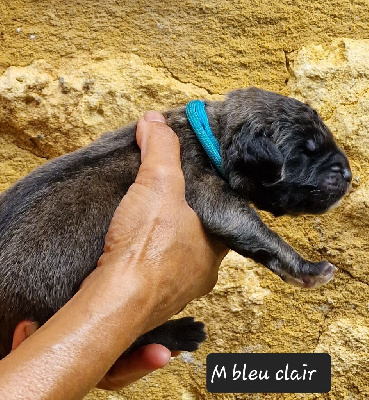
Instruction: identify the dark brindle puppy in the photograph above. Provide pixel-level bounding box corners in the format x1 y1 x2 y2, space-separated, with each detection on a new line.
0 88 351 358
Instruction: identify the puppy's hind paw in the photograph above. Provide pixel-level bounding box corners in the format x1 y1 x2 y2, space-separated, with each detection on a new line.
126 317 207 356
281 261 337 289
163 317 207 352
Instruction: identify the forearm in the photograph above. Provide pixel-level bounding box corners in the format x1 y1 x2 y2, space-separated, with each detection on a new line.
0 264 153 400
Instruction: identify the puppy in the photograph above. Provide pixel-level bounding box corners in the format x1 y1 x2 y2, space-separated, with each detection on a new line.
0 87 351 358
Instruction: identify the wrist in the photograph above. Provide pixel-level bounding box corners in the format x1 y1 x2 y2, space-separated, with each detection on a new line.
0 260 158 400
94 247 174 335
78 261 156 344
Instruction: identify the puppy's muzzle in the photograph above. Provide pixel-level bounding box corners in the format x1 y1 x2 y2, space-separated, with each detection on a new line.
323 159 352 196
330 165 352 183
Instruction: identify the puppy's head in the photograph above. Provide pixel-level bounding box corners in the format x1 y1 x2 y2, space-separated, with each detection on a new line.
221 88 351 216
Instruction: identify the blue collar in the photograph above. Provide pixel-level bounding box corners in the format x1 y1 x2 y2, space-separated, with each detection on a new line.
185 100 224 176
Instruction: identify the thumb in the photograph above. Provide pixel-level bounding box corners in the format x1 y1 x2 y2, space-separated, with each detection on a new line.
136 111 182 171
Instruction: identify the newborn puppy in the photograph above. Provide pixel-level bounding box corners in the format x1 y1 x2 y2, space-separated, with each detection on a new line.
0 87 351 358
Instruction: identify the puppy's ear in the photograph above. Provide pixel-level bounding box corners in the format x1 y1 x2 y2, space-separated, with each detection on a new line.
239 128 284 184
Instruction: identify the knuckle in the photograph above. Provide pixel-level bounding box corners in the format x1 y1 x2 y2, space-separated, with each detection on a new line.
152 164 173 180
149 123 179 144
151 165 183 188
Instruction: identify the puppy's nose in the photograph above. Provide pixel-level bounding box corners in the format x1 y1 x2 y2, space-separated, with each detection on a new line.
331 165 352 182
342 168 352 182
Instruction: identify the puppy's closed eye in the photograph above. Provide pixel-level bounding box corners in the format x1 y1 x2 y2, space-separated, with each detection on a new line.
305 139 317 153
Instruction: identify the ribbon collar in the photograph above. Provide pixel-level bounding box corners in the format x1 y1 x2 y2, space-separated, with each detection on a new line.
185 100 224 176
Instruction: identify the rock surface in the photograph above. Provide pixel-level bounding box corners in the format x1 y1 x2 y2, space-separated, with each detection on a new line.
1 2 369 400
0 57 215 190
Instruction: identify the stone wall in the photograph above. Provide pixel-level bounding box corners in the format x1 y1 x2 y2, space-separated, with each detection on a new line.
1 1 369 399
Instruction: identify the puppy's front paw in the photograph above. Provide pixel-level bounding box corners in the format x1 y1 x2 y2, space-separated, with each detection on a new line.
281 261 336 289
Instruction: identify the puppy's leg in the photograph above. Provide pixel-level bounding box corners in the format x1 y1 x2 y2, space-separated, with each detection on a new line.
185 172 335 289
123 317 206 356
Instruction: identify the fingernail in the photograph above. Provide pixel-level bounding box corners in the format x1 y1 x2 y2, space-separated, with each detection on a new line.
25 321 40 337
143 111 166 123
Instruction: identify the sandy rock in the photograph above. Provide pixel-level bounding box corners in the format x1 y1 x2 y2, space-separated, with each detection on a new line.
0 57 215 162
0 136 45 191
287 38 369 161
316 316 369 398
284 40 369 399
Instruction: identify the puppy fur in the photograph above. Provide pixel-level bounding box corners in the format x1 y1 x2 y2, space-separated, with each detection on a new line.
0 88 351 358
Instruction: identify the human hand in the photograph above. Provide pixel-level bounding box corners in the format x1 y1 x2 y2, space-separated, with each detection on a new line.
92 111 227 389
94 111 228 334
